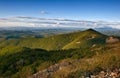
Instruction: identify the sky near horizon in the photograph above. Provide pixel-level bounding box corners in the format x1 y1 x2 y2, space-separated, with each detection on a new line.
0 0 120 28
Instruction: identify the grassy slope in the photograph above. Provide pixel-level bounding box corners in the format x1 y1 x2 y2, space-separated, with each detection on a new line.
0 29 119 78
63 29 107 49
0 29 107 50
52 42 120 78
0 42 120 78
0 47 49 78
0 31 80 50
0 46 96 78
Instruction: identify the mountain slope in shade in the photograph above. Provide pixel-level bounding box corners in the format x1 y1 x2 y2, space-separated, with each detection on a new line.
0 29 107 50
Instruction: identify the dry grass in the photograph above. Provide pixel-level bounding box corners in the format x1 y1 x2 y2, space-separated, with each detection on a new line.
51 42 120 78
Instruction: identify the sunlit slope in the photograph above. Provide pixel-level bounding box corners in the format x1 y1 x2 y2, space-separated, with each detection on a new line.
63 29 107 49
0 29 107 50
0 31 82 50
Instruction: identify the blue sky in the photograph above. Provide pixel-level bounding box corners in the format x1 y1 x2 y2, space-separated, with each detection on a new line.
0 0 120 21
0 0 120 29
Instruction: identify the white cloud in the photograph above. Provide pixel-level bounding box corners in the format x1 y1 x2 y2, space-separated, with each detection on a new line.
40 11 48 14
0 16 120 29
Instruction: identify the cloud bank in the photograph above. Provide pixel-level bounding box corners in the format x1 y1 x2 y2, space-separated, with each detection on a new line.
0 16 120 29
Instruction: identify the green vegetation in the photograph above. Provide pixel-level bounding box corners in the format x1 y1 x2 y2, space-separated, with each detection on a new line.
0 46 96 78
0 28 75 42
53 48 120 78
0 29 107 50
0 29 119 78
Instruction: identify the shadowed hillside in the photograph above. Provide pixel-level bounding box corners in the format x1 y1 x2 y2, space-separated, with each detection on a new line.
0 46 96 78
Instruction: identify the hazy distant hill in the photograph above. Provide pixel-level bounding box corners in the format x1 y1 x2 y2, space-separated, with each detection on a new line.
0 28 77 42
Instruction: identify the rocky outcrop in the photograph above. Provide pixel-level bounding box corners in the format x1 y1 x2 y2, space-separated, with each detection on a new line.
80 68 120 78
28 60 76 78
106 36 119 44
29 59 120 78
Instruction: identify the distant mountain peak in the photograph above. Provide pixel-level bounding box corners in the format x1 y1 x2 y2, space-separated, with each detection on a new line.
85 28 99 33
83 28 105 36
86 28 96 31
